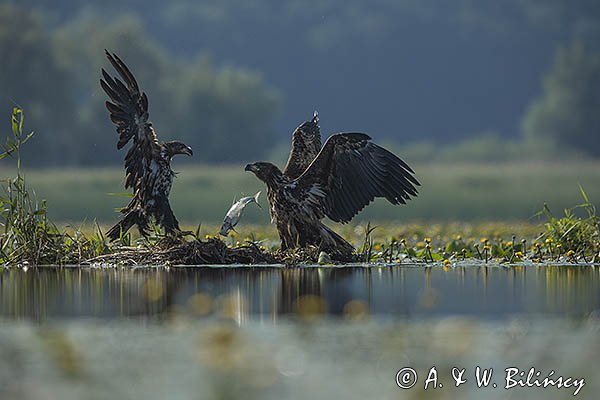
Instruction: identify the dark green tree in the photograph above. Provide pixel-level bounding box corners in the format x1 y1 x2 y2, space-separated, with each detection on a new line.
522 41 600 156
0 5 281 166
0 4 76 166
53 14 282 165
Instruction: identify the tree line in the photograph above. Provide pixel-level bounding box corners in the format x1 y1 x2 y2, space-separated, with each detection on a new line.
0 4 281 166
2 1 600 165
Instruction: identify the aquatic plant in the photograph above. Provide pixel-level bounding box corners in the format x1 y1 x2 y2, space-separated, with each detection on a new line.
0 108 59 264
536 186 599 262
359 222 377 262
0 109 106 264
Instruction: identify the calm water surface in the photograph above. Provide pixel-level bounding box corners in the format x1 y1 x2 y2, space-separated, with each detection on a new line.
1 264 598 320
1 265 598 400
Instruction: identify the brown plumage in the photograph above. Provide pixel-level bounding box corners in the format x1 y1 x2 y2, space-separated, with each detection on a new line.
282 111 321 180
246 129 420 256
101 50 193 240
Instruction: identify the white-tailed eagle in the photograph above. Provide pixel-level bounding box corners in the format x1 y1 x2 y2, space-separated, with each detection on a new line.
246 128 419 255
100 50 192 240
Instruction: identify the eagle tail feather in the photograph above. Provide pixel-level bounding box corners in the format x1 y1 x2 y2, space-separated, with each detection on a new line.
106 210 146 241
319 223 355 257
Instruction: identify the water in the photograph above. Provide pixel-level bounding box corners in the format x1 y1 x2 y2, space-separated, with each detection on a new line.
1 264 598 319
1 264 599 400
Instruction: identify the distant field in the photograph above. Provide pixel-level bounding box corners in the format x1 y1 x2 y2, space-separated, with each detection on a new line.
2 161 599 227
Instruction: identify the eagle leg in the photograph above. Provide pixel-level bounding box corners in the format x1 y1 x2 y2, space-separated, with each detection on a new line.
155 196 181 237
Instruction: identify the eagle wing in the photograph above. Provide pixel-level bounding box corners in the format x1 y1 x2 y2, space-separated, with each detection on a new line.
282 111 322 179
100 50 160 197
294 133 420 223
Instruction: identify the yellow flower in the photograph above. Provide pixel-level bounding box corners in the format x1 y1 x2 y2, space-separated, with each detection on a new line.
455 235 462 241
205 234 213 240
545 238 553 244
424 237 432 244
566 250 575 257
515 251 524 258
443 259 451 266
480 238 488 244
417 241 424 248
506 241 513 247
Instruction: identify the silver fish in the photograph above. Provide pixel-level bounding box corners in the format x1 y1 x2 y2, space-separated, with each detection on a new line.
219 191 261 236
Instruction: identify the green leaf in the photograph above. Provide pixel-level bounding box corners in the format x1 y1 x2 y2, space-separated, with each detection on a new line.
491 244 506 258
445 239 467 253
406 248 417 258
579 184 589 204
11 107 23 135
21 131 35 145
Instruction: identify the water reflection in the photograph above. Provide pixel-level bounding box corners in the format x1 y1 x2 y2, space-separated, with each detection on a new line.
0 265 598 321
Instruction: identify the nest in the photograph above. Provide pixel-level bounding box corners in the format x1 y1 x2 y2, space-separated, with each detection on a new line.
87 238 276 266
86 237 358 266
274 247 357 264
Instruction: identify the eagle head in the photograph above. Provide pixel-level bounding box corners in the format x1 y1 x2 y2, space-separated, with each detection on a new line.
164 141 193 158
245 162 283 183
295 111 320 140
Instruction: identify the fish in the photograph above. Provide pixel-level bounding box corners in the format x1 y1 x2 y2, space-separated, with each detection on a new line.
219 191 262 236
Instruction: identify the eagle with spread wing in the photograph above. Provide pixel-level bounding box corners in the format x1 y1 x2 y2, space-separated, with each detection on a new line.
246 128 419 255
101 50 193 240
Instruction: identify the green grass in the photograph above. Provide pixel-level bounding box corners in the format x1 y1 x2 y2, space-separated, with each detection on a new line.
0 108 109 264
3 160 600 226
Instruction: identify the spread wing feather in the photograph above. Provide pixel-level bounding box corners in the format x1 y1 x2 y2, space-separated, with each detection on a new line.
100 50 159 194
282 111 322 179
295 133 420 223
